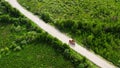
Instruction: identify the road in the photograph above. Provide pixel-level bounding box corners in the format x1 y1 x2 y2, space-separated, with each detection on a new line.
5 0 117 68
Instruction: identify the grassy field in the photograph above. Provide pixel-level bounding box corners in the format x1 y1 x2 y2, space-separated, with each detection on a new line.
0 1 97 68
0 43 74 68
18 0 120 67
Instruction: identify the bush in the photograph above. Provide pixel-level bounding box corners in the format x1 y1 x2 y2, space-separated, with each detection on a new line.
13 46 22 51
20 40 27 45
24 31 39 42
0 48 5 55
45 34 54 44
77 63 86 68
0 47 9 55
40 12 53 23
55 19 78 33
1 1 22 17
0 14 10 23
62 43 70 49
14 25 21 32
63 49 70 58
9 42 17 50
52 40 63 52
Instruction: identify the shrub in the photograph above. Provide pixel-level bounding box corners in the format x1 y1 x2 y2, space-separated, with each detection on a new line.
62 20 75 30
0 48 5 55
13 46 22 51
1 1 22 17
77 63 85 68
40 12 53 23
0 47 9 55
20 40 27 45
45 34 54 44
63 49 70 58
0 14 10 23
62 43 70 49
24 31 39 42
9 42 17 50
14 25 21 32
52 40 63 52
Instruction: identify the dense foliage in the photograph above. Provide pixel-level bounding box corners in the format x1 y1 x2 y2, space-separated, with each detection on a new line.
0 1 97 68
18 0 120 67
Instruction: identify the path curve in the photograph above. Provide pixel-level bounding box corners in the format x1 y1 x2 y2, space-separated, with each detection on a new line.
5 0 117 68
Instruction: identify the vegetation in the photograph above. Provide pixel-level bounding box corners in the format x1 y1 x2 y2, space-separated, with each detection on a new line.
0 1 97 68
0 43 75 68
18 0 120 67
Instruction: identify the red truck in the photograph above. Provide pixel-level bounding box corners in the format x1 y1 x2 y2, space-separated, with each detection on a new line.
69 39 75 45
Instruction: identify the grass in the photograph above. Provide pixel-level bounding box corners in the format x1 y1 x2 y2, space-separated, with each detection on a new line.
0 43 74 68
18 0 120 67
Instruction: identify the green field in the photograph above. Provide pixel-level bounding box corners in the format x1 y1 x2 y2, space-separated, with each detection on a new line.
18 0 120 67
0 1 97 68
0 43 74 68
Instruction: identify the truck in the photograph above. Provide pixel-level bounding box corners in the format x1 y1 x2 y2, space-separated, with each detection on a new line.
69 39 75 45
